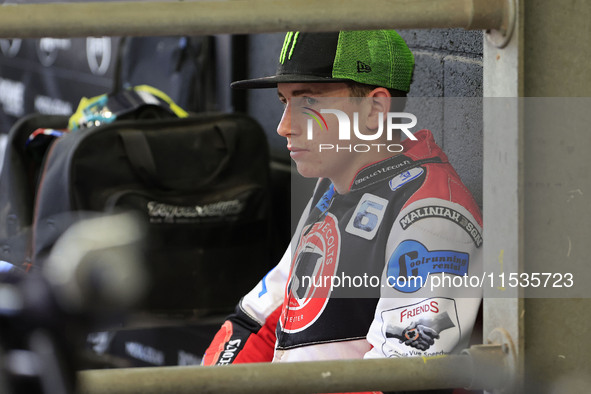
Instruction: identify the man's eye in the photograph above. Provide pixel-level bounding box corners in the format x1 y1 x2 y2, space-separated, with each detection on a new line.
304 97 318 106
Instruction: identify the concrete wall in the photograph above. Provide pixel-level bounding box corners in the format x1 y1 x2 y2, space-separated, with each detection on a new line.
401 29 483 207
243 29 484 206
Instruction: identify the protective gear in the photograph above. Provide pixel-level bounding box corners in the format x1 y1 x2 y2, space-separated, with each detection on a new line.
203 129 482 365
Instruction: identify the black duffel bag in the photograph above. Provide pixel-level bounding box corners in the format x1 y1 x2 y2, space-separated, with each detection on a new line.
27 112 272 313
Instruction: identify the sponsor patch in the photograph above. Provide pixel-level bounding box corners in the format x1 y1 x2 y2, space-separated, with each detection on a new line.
202 321 234 366
352 158 412 189
389 167 424 191
381 298 461 357
281 213 341 333
217 338 242 365
399 205 482 247
345 193 388 240
387 240 469 293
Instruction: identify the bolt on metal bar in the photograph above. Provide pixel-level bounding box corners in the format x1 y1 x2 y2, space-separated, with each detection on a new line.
0 0 510 39
77 344 511 394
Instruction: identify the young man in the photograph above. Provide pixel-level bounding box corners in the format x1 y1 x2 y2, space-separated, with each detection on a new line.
203 30 482 371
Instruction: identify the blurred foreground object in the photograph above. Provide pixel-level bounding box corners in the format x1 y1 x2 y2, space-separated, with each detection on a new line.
0 213 147 394
44 213 147 314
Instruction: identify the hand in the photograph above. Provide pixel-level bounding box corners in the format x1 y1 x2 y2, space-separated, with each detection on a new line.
396 321 440 351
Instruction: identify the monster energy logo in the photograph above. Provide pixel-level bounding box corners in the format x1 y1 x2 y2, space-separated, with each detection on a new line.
280 31 300 64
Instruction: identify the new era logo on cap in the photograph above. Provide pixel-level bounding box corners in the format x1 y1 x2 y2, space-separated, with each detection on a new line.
357 61 372 73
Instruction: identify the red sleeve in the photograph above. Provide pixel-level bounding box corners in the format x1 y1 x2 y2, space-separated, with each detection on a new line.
202 305 281 365
234 306 281 363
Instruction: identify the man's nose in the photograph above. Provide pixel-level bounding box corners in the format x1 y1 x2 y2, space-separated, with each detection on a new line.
277 103 292 138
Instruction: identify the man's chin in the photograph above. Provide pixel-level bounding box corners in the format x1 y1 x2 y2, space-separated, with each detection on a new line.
292 162 321 179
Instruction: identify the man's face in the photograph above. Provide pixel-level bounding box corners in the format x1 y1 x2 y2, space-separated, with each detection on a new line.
277 82 366 185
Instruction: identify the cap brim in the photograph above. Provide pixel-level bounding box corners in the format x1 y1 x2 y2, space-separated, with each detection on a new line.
230 74 351 89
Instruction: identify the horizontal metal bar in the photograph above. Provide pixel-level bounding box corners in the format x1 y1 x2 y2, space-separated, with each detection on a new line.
0 0 508 38
77 345 510 394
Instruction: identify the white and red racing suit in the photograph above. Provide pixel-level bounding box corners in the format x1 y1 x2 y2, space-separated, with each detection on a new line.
203 129 483 388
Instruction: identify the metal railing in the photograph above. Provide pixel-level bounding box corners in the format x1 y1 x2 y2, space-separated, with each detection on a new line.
77 343 515 394
1 0 519 393
0 0 513 39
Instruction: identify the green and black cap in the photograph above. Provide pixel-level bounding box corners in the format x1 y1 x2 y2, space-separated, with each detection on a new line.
231 30 415 92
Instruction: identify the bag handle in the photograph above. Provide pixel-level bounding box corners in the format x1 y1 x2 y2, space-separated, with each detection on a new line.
119 120 237 190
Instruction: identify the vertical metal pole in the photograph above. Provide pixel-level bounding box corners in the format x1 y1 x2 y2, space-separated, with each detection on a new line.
482 0 524 392
484 1 591 393
520 1 591 393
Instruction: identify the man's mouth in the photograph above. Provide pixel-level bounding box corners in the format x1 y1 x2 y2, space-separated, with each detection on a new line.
288 145 308 152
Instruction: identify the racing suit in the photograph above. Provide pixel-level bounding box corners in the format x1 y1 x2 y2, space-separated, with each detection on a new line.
203 129 482 376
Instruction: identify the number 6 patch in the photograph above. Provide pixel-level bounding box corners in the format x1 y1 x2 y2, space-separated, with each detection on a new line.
345 193 389 240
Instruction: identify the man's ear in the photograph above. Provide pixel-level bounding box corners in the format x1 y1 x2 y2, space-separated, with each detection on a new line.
365 87 391 131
